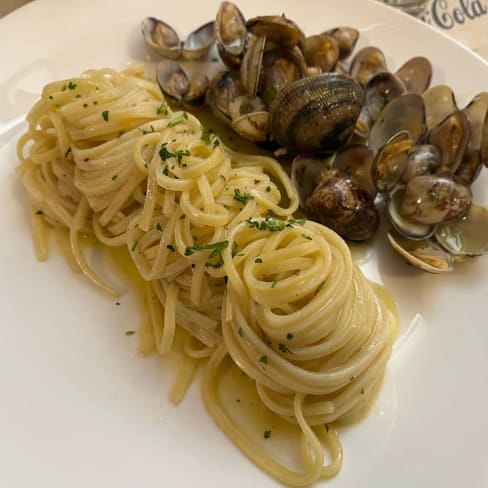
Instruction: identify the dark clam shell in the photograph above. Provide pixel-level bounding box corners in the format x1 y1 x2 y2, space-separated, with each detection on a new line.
322 26 359 60
269 73 364 153
395 56 432 95
303 169 379 241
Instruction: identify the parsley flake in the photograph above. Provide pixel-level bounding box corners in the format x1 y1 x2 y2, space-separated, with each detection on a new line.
131 239 139 252
159 144 175 161
234 188 255 205
111 174 118 181
264 430 272 439
102 110 109 121
64 147 72 158
157 102 169 115
156 222 163 232
278 343 293 354
259 355 268 364
286 333 294 340
35 209 44 215
254 258 263 263
125 330 136 336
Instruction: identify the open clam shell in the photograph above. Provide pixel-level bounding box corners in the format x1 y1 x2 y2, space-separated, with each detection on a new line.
435 203 488 257
395 56 432 94
291 154 326 206
402 144 442 183
387 230 453 273
349 46 387 86
422 85 458 130
355 71 406 138
332 144 376 198
372 131 412 192
246 15 306 50
142 17 181 59
428 109 470 175
240 35 266 98
400 174 472 226
386 185 436 240
216 1 247 68
369 93 425 154
322 26 359 60
182 21 216 60
304 34 340 73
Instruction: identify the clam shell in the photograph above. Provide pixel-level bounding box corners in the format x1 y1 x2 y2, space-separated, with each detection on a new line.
216 1 247 68
304 169 379 241
402 144 442 183
428 110 470 175
395 56 432 94
435 203 488 256
349 46 387 86
387 231 453 273
304 34 340 73
322 26 359 60
422 85 458 130
369 93 425 154
182 21 216 60
141 17 181 59
400 175 472 226
246 15 306 50
269 73 364 153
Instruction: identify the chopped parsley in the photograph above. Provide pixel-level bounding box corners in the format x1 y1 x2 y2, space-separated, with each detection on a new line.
156 222 163 232
157 102 169 115
167 112 188 128
102 110 109 121
64 146 71 158
238 327 243 337
178 214 186 220
302 234 312 240
159 144 175 161
175 149 190 165
35 209 44 215
166 244 175 252
162 165 169 176
131 239 139 252
271 278 278 288
117 130 125 138
83 103 88 108
325 424 330 433
67 81 77 90
286 333 294 341
247 216 286 232
184 240 228 257
360 388 365 395
316 281 326 293
233 188 254 205
263 430 272 439
111 174 118 181
265 186 271 192
259 355 268 364
254 258 263 264
48 95 54 100
125 330 136 336
278 343 293 354
93 100 98 106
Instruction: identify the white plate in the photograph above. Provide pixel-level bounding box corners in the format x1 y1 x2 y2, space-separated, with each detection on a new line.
1 1 487 487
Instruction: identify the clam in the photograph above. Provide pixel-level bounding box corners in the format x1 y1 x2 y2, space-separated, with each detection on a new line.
422 85 458 130
435 203 488 256
240 35 266 98
322 26 359 60
332 144 376 198
356 71 406 138
216 1 247 68
387 230 453 273
269 73 364 153
402 144 442 183
372 131 412 192
369 93 425 154
395 56 432 94
303 34 340 73
349 46 387 86
246 15 305 50
291 154 326 205
181 21 216 60
228 96 268 142
205 70 246 124
400 174 472 225
303 169 379 241
427 110 470 175
462 92 488 168
386 185 436 240
156 60 209 107
454 149 482 184
141 17 181 59
259 46 308 108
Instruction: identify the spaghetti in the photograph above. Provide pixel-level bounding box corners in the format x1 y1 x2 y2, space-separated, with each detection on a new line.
16 65 393 486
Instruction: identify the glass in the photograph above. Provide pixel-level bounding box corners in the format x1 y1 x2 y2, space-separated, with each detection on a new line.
380 0 430 16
